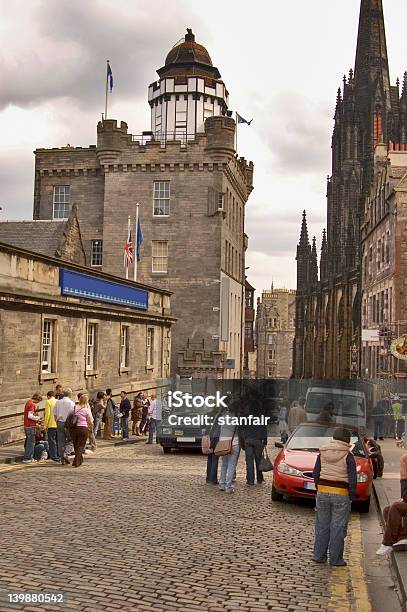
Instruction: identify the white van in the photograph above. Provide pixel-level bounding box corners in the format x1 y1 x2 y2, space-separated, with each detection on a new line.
305 386 367 433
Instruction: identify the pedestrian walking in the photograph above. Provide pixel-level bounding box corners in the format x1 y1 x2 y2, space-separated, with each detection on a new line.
278 400 289 442
239 402 267 486
53 388 75 465
377 451 407 555
372 398 385 441
103 389 115 439
132 392 143 436
147 393 162 444
288 399 307 433
392 396 403 440
364 437 384 479
120 390 131 440
140 393 150 435
204 408 221 485
22 393 43 463
92 391 106 438
217 402 241 494
44 390 59 462
66 394 93 468
312 428 357 567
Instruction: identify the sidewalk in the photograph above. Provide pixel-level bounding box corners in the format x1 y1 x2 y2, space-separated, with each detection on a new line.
373 438 407 605
0 434 147 464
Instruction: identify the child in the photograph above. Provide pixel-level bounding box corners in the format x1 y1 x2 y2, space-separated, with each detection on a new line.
312 428 357 566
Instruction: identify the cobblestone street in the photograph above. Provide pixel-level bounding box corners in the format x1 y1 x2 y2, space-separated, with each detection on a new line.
0 442 375 611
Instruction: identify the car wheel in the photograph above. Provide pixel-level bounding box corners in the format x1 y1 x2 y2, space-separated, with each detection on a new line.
356 497 370 513
163 447 171 454
271 485 284 502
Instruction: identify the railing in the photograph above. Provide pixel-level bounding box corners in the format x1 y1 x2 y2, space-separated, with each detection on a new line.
131 131 200 148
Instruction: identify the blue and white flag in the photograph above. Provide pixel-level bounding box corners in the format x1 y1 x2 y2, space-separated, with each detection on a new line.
136 217 143 261
236 112 252 126
107 62 113 93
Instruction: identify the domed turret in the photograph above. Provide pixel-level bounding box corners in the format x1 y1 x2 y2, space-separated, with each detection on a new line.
158 29 221 80
148 29 229 142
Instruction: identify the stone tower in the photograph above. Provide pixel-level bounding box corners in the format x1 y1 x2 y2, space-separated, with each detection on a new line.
293 0 407 379
33 30 254 379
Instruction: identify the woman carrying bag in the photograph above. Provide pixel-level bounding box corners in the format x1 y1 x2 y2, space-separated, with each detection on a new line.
66 394 93 468
215 401 241 494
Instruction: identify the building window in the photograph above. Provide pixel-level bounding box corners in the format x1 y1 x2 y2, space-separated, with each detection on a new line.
267 366 275 378
268 349 275 360
120 326 129 368
245 322 252 339
267 334 274 345
42 319 55 372
146 328 154 367
86 323 97 371
91 240 103 266
153 181 170 216
52 185 70 219
152 240 168 273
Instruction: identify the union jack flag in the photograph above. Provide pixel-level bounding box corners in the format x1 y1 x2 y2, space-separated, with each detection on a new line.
124 229 133 268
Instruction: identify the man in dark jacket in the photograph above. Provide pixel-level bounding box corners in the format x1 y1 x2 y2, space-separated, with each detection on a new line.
239 400 268 486
120 391 131 440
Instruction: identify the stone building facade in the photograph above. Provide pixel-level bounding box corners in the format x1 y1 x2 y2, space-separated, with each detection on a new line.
361 142 407 378
33 30 253 379
0 241 174 444
243 279 256 378
256 289 296 379
293 0 407 379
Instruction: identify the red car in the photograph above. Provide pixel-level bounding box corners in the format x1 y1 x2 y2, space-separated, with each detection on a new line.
272 422 373 512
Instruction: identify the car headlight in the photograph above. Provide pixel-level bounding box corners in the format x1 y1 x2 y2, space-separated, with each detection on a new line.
277 462 303 477
162 428 172 435
357 472 369 483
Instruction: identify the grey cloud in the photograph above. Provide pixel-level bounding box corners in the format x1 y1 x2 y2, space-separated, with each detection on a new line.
0 152 34 220
246 210 325 257
0 0 198 111
254 94 332 175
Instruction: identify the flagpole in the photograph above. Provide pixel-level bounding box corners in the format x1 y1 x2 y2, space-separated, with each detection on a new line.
235 111 238 153
126 215 130 280
134 203 139 282
105 60 109 120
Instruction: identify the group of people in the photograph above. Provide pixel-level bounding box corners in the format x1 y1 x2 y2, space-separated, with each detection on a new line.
204 395 271 494
22 385 161 467
373 395 404 441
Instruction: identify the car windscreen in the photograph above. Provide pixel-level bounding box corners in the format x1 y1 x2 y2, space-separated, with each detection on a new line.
286 424 366 457
306 392 365 417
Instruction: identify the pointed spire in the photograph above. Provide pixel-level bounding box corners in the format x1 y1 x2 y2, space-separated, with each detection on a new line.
310 237 318 283
298 210 310 250
354 0 391 95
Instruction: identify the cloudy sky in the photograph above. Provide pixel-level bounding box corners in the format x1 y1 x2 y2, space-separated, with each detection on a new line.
1 0 407 294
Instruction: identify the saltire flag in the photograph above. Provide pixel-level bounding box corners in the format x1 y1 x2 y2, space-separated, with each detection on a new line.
236 112 252 125
136 217 143 261
107 62 113 93
124 229 133 268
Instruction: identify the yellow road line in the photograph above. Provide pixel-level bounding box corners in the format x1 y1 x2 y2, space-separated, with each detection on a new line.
328 512 372 612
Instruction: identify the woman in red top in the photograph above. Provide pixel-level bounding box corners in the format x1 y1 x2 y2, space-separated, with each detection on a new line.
23 393 43 463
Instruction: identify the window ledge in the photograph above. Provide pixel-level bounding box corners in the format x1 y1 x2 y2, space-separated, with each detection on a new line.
119 367 129 375
40 372 58 383
146 366 154 371
151 272 168 276
85 369 99 378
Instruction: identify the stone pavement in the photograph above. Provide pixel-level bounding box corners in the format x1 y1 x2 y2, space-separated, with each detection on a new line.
0 441 375 612
373 438 407 606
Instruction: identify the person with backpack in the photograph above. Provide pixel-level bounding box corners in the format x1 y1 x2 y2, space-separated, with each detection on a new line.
312 428 357 566
66 393 93 468
53 388 75 465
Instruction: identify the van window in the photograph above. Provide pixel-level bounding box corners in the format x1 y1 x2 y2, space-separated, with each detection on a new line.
306 393 365 418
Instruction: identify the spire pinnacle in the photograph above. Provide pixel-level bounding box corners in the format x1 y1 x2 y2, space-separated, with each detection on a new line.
402 72 407 98
354 0 390 95
298 210 310 249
